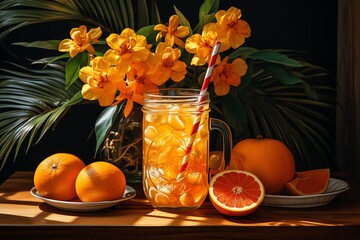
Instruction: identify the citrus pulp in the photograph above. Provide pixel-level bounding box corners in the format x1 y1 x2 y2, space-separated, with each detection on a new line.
285 168 330 195
209 170 265 217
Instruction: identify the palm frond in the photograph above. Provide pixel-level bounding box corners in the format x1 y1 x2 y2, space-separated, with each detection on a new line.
0 62 83 170
232 63 336 170
0 0 161 171
0 0 161 39
0 0 336 173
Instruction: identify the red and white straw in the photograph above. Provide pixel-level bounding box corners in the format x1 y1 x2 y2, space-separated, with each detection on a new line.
178 41 221 176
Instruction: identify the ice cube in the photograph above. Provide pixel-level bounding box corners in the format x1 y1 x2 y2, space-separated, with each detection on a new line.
179 193 195 207
144 125 158 140
168 115 185 130
155 192 169 205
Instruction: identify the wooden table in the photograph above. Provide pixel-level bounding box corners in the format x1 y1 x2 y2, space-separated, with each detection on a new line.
0 172 359 240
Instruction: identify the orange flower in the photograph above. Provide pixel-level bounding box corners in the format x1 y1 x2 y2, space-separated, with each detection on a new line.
215 7 251 49
58 25 102 57
79 57 125 106
113 80 144 118
104 28 150 73
146 43 187 85
185 23 227 66
126 62 159 95
154 15 190 47
211 56 247 96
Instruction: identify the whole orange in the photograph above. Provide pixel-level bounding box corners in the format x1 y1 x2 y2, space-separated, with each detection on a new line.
228 136 295 194
75 161 126 202
33 153 86 200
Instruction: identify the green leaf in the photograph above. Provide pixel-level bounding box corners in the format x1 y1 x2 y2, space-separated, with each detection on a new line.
12 40 61 50
65 90 84 106
199 0 219 17
262 63 304 85
137 25 157 44
32 53 71 66
94 102 124 155
238 59 253 89
250 50 303 67
65 52 87 89
222 91 247 130
174 5 193 36
201 13 216 25
228 47 258 60
193 0 219 33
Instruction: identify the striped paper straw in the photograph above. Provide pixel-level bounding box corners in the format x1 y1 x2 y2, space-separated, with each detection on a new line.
178 41 221 177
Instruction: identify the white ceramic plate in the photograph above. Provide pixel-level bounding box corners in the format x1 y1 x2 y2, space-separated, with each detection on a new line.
261 178 349 208
30 185 136 212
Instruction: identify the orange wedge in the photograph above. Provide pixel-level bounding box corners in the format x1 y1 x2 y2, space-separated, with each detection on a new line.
285 168 330 196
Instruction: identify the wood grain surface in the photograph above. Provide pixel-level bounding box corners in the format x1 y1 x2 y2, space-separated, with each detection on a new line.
0 172 359 240
337 0 360 182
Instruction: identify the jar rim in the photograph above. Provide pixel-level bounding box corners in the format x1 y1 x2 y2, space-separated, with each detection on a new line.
142 88 210 113
143 88 209 100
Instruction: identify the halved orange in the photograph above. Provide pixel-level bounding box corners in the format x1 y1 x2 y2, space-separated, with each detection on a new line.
285 168 330 196
209 170 265 217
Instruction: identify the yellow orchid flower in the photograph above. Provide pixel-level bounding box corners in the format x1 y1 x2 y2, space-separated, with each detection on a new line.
104 28 150 73
185 23 227 66
58 25 102 57
154 15 190 47
126 62 159 95
215 7 251 49
113 80 144 118
146 43 187 85
210 56 247 96
79 57 125 106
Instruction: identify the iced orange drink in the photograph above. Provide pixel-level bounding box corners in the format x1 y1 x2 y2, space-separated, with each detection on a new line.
142 88 232 210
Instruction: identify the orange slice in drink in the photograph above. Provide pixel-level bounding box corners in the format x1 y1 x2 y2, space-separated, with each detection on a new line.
285 168 330 196
209 170 265 217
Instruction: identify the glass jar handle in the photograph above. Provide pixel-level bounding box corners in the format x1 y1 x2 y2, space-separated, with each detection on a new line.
210 118 232 168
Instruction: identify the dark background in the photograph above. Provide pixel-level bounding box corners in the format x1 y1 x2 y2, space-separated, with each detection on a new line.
0 0 338 183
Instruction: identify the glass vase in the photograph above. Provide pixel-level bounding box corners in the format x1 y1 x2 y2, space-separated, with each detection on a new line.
100 105 142 183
